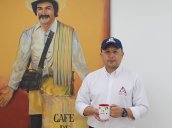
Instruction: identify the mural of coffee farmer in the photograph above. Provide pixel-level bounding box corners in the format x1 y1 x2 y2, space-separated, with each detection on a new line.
0 0 89 128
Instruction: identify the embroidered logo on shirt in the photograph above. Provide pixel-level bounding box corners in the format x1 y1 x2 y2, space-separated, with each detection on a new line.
119 86 127 96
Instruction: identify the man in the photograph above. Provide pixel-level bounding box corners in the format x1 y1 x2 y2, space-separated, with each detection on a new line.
0 0 89 128
75 37 149 128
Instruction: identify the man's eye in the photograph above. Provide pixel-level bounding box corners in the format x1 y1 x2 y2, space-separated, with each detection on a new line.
46 7 51 10
46 7 52 10
37 8 42 11
105 51 110 53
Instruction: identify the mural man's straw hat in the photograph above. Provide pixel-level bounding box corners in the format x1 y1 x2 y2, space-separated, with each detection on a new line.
25 0 67 12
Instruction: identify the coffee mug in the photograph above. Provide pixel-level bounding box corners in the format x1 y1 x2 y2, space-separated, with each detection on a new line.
98 104 110 120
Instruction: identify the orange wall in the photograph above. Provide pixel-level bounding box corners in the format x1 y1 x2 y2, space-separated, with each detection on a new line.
0 0 109 81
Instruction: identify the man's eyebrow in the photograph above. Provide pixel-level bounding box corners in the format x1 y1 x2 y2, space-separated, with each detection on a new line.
37 5 53 8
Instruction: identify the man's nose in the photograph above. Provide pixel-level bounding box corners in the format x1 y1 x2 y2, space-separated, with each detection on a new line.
109 52 115 58
42 9 47 15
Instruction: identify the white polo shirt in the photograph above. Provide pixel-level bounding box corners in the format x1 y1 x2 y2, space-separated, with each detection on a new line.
75 66 149 128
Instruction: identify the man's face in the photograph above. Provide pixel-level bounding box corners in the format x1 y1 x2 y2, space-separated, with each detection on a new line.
37 2 55 27
101 45 124 73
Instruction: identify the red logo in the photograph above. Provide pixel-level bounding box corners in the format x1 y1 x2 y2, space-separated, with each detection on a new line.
119 86 127 96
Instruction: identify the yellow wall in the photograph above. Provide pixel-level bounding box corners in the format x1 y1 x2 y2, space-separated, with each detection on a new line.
0 0 109 82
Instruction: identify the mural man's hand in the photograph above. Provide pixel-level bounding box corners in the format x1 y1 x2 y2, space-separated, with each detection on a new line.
0 86 14 107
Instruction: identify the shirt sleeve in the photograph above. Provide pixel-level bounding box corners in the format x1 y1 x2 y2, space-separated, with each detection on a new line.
129 76 149 119
72 31 89 80
8 31 31 90
75 76 91 116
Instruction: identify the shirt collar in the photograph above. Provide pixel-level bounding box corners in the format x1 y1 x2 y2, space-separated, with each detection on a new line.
103 65 122 77
34 19 57 34
48 20 57 33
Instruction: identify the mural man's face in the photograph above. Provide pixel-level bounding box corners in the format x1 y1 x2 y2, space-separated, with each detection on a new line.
36 2 55 27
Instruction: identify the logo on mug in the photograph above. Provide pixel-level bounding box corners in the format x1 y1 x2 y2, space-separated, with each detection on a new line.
99 104 110 120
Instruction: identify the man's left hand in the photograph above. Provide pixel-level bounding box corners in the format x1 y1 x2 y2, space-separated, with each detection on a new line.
110 104 123 118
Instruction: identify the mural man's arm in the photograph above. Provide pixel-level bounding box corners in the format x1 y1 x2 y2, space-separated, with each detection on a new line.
72 31 89 80
0 31 31 107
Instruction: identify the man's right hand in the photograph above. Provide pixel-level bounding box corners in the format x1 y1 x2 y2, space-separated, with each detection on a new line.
0 86 14 107
83 106 108 122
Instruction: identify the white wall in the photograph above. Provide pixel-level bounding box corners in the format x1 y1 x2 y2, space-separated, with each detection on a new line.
110 0 172 127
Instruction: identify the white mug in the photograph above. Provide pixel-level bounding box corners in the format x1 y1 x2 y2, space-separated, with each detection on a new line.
98 104 110 120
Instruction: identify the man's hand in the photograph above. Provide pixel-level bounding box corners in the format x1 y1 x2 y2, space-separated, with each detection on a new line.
83 106 109 122
110 104 135 119
0 86 14 107
110 104 123 118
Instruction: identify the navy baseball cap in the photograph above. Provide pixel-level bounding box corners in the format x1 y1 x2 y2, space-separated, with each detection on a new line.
101 37 123 50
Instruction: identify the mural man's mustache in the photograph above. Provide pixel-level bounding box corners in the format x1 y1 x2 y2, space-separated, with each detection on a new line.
39 15 50 19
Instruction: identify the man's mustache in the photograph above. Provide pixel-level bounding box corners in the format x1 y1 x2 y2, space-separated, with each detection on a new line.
39 15 50 19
